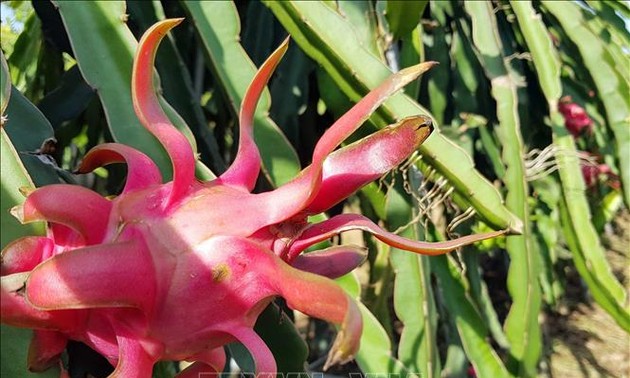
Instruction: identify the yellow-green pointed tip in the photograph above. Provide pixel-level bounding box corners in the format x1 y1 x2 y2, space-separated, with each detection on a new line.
270 36 290 61
323 331 355 371
18 186 35 197
9 205 24 223
148 18 185 37
279 35 291 49
396 61 439 85
161 18 185 28
507 218 524 235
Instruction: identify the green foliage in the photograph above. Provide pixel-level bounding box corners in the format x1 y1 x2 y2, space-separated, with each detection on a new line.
465 3 541 375
1 1 627 377
1 1 33 63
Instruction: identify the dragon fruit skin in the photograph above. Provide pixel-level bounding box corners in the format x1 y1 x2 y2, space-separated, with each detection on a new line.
0 19 509 377
558 97 593 137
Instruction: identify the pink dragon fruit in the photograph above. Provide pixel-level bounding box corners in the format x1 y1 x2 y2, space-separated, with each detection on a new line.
558 97 593 137
1 19 508 377
581 160 620 190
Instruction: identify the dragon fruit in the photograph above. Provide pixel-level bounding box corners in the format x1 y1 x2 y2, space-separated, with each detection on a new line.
1 19 508 377
558 97 593 137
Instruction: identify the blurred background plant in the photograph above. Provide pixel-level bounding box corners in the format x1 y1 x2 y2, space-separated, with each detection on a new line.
1 1 628 377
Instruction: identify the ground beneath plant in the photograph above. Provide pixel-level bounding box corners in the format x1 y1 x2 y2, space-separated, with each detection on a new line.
544 210 630 378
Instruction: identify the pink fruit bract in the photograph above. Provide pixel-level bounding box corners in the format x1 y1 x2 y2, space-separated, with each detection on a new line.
1 19 508 377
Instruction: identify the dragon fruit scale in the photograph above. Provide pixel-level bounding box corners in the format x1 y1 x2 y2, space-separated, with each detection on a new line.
1 19 508 377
